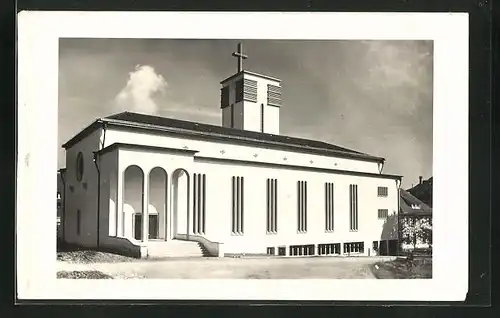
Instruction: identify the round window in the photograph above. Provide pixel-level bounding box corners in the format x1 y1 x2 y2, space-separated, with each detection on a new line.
76 152 84 182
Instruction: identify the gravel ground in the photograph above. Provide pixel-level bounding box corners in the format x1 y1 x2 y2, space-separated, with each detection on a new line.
57 250 137 264
57 255 397 279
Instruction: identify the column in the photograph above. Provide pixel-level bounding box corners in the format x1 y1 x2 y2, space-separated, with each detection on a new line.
117 169 124 237
108 169 117 237
142 174 149 242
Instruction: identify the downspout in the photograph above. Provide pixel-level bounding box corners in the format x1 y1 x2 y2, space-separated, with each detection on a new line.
93 122 108 248
93 152 101 248
60 170 66 243
396 178 402 256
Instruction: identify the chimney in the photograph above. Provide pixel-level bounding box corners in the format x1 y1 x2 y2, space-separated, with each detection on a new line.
419 176 423 184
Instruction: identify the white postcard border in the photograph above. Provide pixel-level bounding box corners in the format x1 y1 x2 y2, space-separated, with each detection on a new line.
16 11 469 301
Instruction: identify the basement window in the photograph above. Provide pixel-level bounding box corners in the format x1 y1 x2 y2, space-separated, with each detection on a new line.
344 242 364 254
266 247 275 256
318 243 341 255
278 246 286 256
289 244 315 256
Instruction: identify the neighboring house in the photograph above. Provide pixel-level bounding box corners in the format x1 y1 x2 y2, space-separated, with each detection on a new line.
407 176 433 208
58 44 402 259
57 169 66 241
399 188 432 250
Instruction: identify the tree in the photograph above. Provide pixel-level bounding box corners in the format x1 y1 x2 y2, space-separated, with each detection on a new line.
401 215 433 250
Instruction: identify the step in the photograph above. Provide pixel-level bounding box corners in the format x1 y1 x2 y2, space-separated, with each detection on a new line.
146 240 209 258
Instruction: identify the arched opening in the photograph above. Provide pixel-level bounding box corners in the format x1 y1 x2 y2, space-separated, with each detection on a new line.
123 165 144 241
171 168 190 239
148 167 168 240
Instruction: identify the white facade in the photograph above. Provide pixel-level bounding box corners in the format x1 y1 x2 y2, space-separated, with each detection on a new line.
62 124 401 257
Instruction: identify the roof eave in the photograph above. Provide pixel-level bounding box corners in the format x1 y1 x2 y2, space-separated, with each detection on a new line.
102 119 386 163
220 70 282 85
62 119 104 149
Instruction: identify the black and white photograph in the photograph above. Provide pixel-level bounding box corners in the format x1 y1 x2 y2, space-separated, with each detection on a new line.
56 38 433 280
17 11 469 301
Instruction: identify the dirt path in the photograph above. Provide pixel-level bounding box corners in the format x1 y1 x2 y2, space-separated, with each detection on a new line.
57 256 396 279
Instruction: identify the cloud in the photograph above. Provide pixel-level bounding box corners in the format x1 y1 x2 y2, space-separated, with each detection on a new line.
114 65 167 114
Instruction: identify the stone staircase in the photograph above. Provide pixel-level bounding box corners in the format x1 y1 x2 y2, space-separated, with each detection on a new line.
146 240 210 258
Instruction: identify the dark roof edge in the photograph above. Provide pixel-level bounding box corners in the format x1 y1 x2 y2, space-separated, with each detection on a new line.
220 70 281 84
400 211 432 217
96 142 199 157
195 155 402 180
61 117 385 163
62 119 104 149
103 119 385 163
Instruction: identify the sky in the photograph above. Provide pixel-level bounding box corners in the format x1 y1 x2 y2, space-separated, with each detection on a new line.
59 39 433 189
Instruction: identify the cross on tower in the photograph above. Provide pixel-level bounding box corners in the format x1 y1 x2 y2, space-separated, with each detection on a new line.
232 42 248 73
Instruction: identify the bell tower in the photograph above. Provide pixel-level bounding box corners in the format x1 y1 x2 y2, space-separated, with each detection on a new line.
220 42 282 135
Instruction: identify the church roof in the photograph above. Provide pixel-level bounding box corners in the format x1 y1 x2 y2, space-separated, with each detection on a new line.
63 111 385 163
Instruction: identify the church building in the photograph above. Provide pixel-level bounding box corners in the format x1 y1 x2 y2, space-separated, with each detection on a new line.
59 43 402 258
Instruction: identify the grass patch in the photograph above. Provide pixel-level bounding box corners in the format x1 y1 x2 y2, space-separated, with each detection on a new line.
371 257 432 279
57 270 113 279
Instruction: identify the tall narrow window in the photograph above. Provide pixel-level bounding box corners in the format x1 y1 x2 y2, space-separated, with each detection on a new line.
266 178 278 234
260 104 265 132
230 104 234 128
220 86 230 108
76 209 81 236
231 176 244 235
349 184 358 231
297 181 307 233
192 173 206 235
325 182 334 232
235 79 244 103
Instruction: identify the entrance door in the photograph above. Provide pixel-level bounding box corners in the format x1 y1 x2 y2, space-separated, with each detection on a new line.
134 214 142 240
149 214 159 239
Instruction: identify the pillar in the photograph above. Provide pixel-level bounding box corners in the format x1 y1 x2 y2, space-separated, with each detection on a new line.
117 169 124 237
142 175 149 242
164 179 171 240
365 241 371 256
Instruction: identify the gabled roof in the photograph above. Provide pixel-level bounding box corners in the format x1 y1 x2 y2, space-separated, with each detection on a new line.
62 111 386 163
400 189 432 216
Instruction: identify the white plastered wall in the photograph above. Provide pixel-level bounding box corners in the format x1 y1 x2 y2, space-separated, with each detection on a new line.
104 129 381 174
63 128 102 247
192 159 399 254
